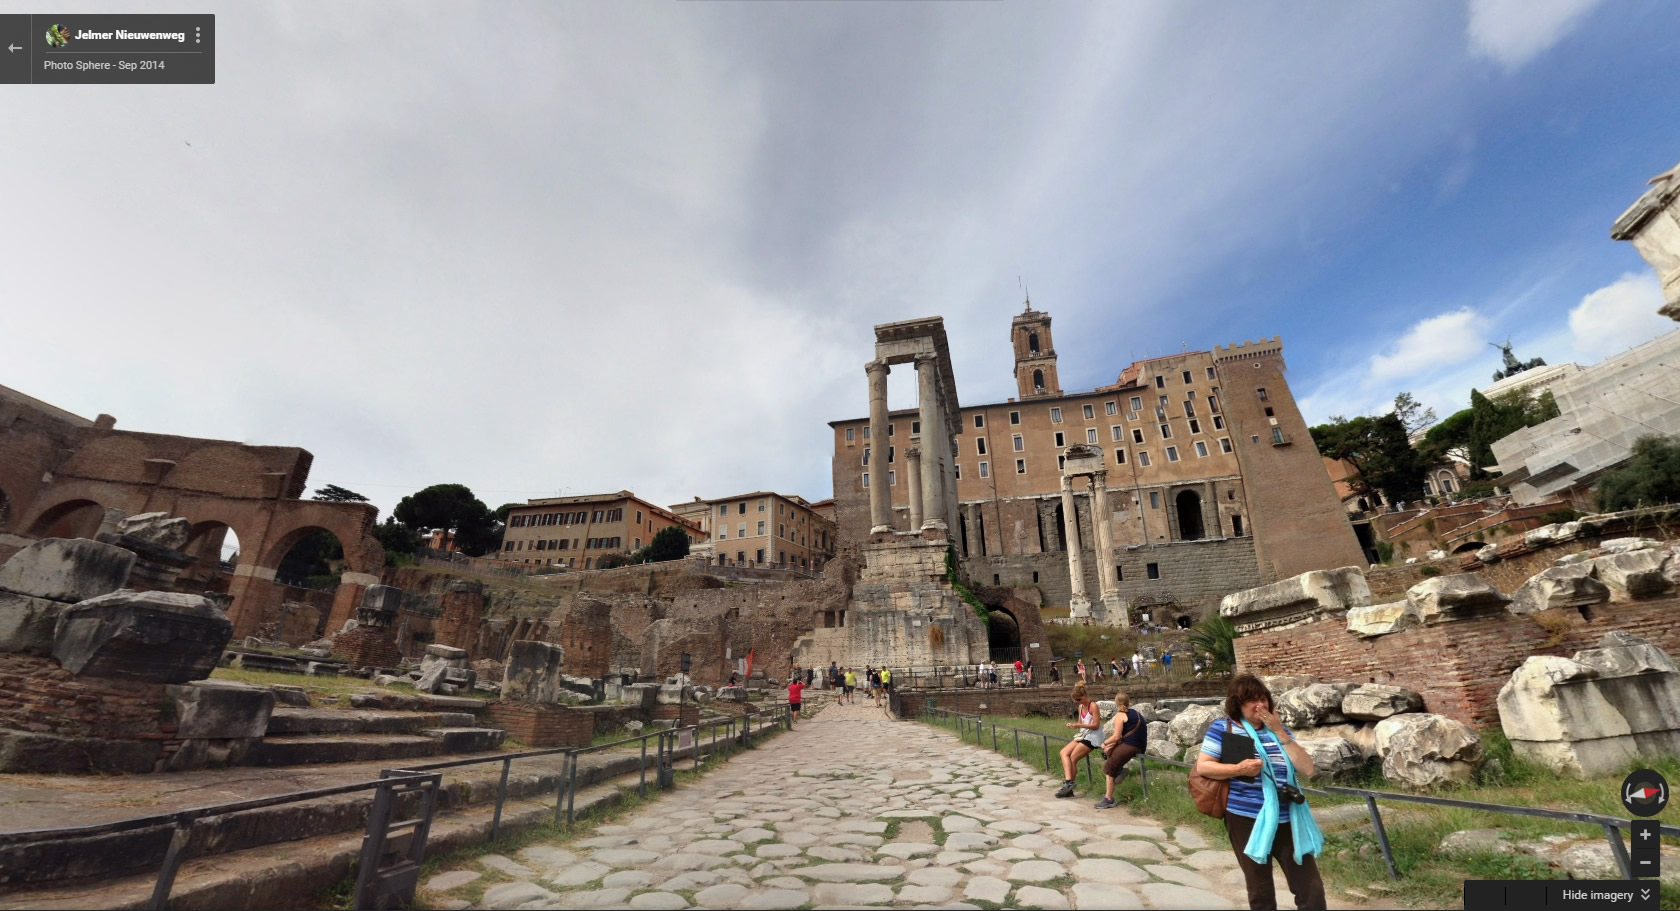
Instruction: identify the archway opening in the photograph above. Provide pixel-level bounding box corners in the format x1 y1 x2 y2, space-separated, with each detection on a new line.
1028 332 1040 354
1032 368 1045 391
1451 540 1484 555
180 521 240 593
1176 490 1204 540
987 605 1022 665
28 499 105 539
274 526 347 591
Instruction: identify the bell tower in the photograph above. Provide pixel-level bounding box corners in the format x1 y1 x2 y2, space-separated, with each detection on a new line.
1012 297 1061 400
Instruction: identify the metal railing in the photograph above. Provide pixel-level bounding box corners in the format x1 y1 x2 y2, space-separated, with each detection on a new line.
919 706 1680 881
0 704 796 910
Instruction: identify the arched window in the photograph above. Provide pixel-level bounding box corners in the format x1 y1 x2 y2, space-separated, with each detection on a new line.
1028 332 1040 354
1033 369 1044 391
1175 490 1205 540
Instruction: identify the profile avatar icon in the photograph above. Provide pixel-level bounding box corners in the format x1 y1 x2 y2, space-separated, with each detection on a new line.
45 24 70 47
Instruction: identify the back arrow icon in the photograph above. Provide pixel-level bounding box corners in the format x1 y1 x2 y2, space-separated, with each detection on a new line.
6 44 19 53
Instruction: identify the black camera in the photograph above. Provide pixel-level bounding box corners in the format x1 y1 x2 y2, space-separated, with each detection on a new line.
1277 782 1307 805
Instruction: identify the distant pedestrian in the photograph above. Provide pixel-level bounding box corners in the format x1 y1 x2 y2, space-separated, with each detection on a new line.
843 667 856 704
787 677 804 727
806 667 815 687
1163 652 1174 674
1131 652 1142 677
1113 657 1127 680
1014 658 1025 685
989 663 999 688
978 661 990 689
1092 660 1104 682
1076 659 1086 683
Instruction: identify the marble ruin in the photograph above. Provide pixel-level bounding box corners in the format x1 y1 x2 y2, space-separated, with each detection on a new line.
1613 158 1680 320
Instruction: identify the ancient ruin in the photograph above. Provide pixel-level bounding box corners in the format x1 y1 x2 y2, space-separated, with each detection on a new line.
1612 158 1680 320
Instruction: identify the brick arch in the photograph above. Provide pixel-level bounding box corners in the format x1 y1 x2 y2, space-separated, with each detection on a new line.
24 497 108 539
178 518 248 589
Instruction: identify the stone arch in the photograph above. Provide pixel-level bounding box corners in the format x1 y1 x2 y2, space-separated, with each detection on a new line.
178 518 246 591
1028 332 1040 354
986 604 1023 664
1175 489 1205 541
1032 368 1044 390
25 497 107 539
1451 540 1484 554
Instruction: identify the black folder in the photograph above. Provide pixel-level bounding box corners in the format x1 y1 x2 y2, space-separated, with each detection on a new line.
1220 728 1258 782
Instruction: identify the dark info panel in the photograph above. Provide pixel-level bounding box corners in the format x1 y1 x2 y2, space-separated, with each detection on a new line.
0 15 214 84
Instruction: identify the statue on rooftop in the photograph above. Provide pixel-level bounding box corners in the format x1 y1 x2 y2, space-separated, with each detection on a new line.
1490 339 1547 382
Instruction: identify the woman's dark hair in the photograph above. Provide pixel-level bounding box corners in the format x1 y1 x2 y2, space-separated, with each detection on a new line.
1224 673 1274 720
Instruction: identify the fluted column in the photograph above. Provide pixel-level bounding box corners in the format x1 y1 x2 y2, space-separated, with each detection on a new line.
1091 470 1123 624
867 360 892 533
905 447 924 529
916 355 947 530
1062 475 1090 620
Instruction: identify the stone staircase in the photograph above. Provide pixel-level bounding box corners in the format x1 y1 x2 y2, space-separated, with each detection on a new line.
245 706 506 766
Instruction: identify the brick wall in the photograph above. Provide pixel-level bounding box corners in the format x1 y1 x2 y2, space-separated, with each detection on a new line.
0 653 170 740
1234 596 1680 728
651 703 701 726
486 702 594 748
333 626 403 670
963 535 1260 618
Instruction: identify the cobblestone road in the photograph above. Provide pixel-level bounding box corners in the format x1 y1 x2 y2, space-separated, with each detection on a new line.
425 698 1345 909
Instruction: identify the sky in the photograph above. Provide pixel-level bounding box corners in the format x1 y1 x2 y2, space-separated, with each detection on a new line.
6 0 1680 552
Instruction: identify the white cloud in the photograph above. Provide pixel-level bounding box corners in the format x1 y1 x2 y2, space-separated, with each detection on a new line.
1568 272 1673 360
1369 309 1490 382
1466 0 1605 70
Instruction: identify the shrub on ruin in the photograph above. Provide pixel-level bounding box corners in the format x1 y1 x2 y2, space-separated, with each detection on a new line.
1596 434 1680 512
635 526 691 563
1187 614 1236 674
595 552 632 570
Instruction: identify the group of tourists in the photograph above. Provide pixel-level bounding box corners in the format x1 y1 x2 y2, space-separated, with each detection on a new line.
1054 673 1326 910
791 662 891 707
975 658 1028 688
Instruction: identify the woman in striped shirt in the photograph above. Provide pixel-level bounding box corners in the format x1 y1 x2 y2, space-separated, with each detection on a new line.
1193 674 1326 910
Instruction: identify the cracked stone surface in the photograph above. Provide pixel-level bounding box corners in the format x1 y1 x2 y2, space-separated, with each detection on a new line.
412 698 1353 909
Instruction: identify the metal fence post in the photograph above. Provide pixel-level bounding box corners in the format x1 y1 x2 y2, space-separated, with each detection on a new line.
1138 756 1148 798
1365 795 1399 880
565 753 578 824
146 819 192 911
639 737 648 798
1042 734 1050 772
1602 822 1634 879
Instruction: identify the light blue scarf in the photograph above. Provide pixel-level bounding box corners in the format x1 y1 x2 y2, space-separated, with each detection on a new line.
1239 720 1325 865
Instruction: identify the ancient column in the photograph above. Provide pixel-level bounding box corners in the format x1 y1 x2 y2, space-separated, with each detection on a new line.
1090 470 1122 624
1061 475 1091 620
916 355 947 530
905 447 924 529
867 360 892 533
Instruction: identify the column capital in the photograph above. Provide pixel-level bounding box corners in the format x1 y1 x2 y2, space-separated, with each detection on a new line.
904 446 922 460
1092 469 1108 486
866 359 890 377
913 352 940 368
1060 474 1074 493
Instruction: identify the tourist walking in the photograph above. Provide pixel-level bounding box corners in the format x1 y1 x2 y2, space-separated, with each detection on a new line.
1193 674 1326 910
1075 658 1086 683
1131 652 1142 677
1163 652 1173 675
1091 659 1104 683
1013 658 1025 686
787 676 805 728
843 667 856 704
1055 682 1102 798
978 661 990 689
1114 656 1128 680
1095 690 1147 809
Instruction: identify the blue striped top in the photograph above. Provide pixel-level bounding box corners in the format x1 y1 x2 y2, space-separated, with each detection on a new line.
1199 719 1293 820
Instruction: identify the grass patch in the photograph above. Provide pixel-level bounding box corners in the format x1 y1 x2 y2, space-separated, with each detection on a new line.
210 665 394 700
920 710 1680 909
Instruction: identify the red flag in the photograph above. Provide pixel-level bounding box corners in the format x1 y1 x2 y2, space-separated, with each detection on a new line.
744 649 754 682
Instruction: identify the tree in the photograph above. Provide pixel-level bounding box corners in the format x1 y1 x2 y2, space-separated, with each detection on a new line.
1421 407 1476 474
1187 614 1237 675
1596 435 1680 511
1392 392 1437 436
393 484 498 557
311 484 370 502
596 552 632 570
1311 412 1430 504
1466 387 1559 479
372 517 424 565
635 526 691 563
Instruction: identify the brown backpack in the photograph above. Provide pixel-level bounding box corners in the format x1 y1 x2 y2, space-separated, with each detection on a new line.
1187 720 1231 818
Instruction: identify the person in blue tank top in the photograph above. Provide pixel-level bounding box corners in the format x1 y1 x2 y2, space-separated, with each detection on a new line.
1194 674 1327 910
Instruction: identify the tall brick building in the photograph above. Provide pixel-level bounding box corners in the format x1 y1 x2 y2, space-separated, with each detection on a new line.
828 306 1362 620
670 491 836 571
501 491 702 569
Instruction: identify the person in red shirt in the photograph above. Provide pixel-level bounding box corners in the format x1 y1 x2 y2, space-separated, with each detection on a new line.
787 678 805 726
1014 658 1025 686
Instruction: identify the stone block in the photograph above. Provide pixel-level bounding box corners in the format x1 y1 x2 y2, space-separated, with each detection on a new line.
167 680 275 739
1524 522 1581 547
0 538 135 603
0 729 162 774
1219 567 1370 633
1258 675 1318 694
1165 704 1223 747
503 640 566 704
1405 574 1509 624
1600 537 1662 554
1277 683 1354 728
1592 551 1672 599
717 686 747 703
361 585 403 612
1296 736 1364 779
0 590 73 656
425 643 469 661
116 512 191 549
1507 564 1610 615
1341 685 1424 720
1574 631 1680 677
1346 601 1422 638
656 684 695 705
1373 713 1482 788
53 590 232 683
416 662 448 694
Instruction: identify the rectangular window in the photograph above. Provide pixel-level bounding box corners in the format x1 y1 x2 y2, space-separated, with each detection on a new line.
1016 459 1026 474
1155 375 1165 388
1087 428 1098 444
1195 441 1209 457
911 421 920 435
1050 407 1063 423
1252 434 1261 444
1166 446 1180 462
1213 415 1225 430
889 470 896 486
636 510 643 525
1083 404 1095 420
737 523 746 537
739 502 746 514
1114 448 1127 464
1010 410 1021 425
718 504 728 515
1182 370 1192 384
1183 401 1196 418
1130 396 1142 412
1272 427 1286 444
1208 395 1220 413
1013 434 1024 451
1054 431 1065 447
862 472 869 488
756 549 764 563
1265 406 1275 417
954 463 961 480
1111 425 1123 441
1207 366 1217 380
717 527 726 539
1116 565 1124 582
1147 562 1160 580
1220 437 1232 453
863 447 870 466
1149 491 1160 509
1189 419 1201 434
757 521 765 535
846 427 854 442
1106 401 1117 415
1058 455 1066 469
977 438 987 455
863 427 870 439
1138 450 1151 466
888 446 895 463
978 461 989 478
1132 428 1145 444
1257 387 1269 402
1159 423 1172 439
974 414 985 428
888 423 895 437
778 524 785 537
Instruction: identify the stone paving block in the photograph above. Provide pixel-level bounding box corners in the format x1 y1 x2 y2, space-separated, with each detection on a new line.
424 870 480 892
732 826 775 843
1071 882 1144 910
942 814 983 832
479 854 536 878
693 883 751 908
687 839 745 855
932 850 982 865
1014 884 1073 909
987 819 1043 834
627 892 689 910
808 844 866 863
1096 823 1169 840
1069 857 1149 885
519 846 579 869
1179 849 1240 871
906 865 966 887
1078 839 1165 862
1144 864 1215 890
813 882 895 905
788 861 906 881
1007 859 1067 882
483 881 557 907
658 871 721 891
1140 881 1236 909
878 841 939 859
896 883 954 903
601 870 655 889
991 846 1036 862
591 848 660 866
761 876 808 890
964 875 1012 904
